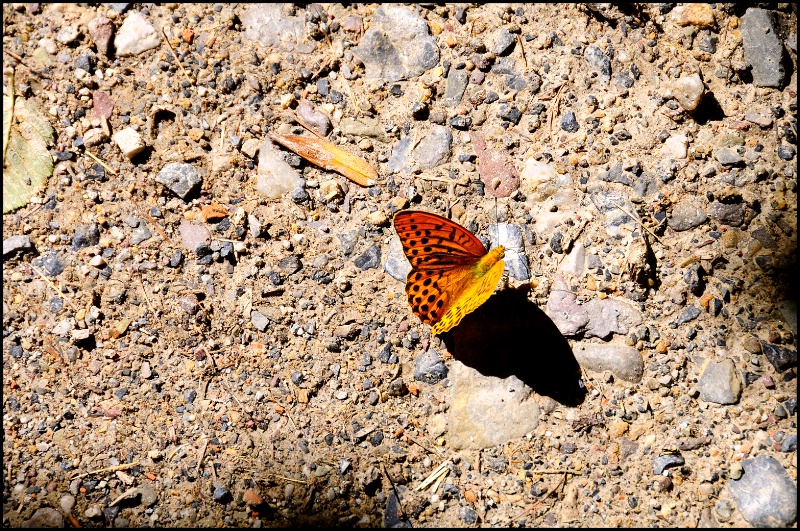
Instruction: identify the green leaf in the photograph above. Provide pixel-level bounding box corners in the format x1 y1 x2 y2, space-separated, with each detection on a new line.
2 96 55 213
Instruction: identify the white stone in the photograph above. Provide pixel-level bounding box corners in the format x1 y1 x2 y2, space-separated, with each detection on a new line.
115 12 161 57
113 127 145 159
519 158 558 200
254 139 304 200
662 135 689 159
668 74 704 111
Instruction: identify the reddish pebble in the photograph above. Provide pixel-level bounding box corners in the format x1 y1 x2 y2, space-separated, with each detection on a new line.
243 489 263 505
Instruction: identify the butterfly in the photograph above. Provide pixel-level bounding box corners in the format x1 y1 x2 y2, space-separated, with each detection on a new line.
393 210 506 334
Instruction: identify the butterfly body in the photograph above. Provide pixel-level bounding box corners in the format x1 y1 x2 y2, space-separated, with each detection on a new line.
393 211 506 334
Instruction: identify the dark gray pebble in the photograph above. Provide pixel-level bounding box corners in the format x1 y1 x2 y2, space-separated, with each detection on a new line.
354 244 381 270
413 350 448 384
32 251 66 277
652 453 685 475
560 112 579 133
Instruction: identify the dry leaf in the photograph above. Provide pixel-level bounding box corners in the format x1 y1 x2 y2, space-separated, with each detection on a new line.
269 133 378 187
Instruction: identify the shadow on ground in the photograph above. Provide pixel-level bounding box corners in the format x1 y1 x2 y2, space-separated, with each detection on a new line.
440 285 587 407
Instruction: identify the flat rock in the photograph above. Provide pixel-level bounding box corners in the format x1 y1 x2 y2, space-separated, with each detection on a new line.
473 132 519 198
573 342 644 383
3 235 32 257
668 198 708 231
156 162 202 199
698 359 742 404
411 125 452 169
741 8 786 88
448 360 541 449
240 4 313 53
352 5 439 82
728 456 797 527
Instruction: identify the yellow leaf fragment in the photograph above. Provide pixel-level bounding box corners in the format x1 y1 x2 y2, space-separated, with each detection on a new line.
269 133 378 187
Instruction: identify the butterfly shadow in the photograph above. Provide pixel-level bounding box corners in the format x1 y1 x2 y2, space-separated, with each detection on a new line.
440 285 587 407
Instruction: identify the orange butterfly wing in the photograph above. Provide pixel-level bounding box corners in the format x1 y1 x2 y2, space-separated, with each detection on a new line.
393 210 505 334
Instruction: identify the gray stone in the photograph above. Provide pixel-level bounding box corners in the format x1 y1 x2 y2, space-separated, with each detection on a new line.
32 251 66 277
573 342 644 383
560 111 579 133
741 8 786 88
56 26 80 45
492 28 516 55
443 69 469 107
584 45 611 83
130 226 152 245
714 147 743 166
668 199 708 231
22 507 64 528
240 4 312 53
383 235 411 282
698 359 742 404
337 230 359 259
3 235 32 257
759 342 797 372
156 163 202 199
582 298 643 339
653 454 685 475
354 244 381 270
709 202 745 226
728 456 797 527
411 125 452 169
386 136 414 174
676 305 701 325
60 494 76 513
488 223 529 281
448 360 540 449
71 223 100 251
352 5 439 82
413 350 448 384
250 310 270 332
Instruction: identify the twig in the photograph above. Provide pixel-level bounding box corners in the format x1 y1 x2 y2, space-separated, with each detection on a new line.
404 433 443 457
3 69 13 164
380 462 408 521
84 149 118 176
549 84 566 143
418 174 470 186
196 438 209 475
71 462 141 480
516 471 568 521
415 460 451 491
31 266 79 312
267 474 309 485
137 274 155 313
4 50 35 71
162 27 194 85
533 469 581 475
140 209 172 243
517 34 527 69
609 199 669 249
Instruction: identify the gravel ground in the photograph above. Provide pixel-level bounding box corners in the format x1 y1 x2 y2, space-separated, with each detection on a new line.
2 3 797 528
